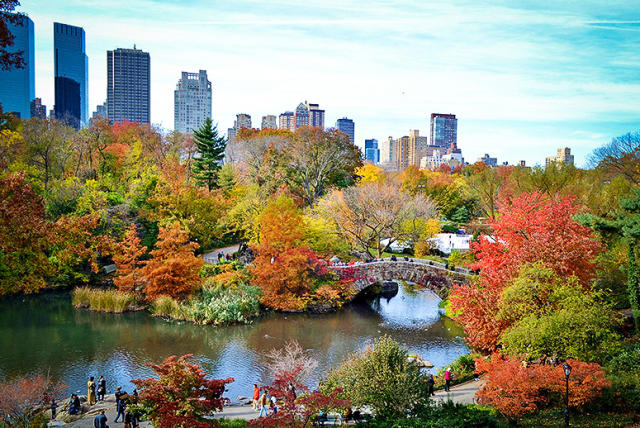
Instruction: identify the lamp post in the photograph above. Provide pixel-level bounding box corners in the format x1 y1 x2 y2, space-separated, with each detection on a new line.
563 362 572 427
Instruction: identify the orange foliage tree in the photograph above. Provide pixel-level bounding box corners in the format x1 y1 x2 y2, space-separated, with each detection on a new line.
0 375 66 427
475 354 609 421
113 224 147 293
250 195 335 311
449 192 604 352
140 222 203 300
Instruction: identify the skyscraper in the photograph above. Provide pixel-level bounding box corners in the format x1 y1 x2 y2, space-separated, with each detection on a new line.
54 22 88 128
30 98 46 119
235 113 251 130
408 129 428 166
394 135 410 171
174 70 211 133
364 139 380 164
305 101 325 128
294 103 309 129
107 47 150 124
545 147 574 167
278 111 294 131
430 113 457 147
0 14 34 119
380 136 394 164
336 117 355 143
261 115 277 129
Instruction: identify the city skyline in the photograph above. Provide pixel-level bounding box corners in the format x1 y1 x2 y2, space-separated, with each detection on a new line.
12 0 640 166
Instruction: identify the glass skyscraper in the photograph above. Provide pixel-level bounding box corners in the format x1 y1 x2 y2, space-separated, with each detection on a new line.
54 22 88 128
0 15 35 118
336 117 355 143
364 138 380 163
429 113 457 147
107 47 150 124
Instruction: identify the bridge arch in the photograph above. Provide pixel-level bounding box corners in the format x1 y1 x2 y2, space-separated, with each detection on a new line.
328 260 472 299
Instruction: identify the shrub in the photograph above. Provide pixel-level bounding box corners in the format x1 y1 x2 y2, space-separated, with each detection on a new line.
72 287 137 313
321 336 427 419
187 283 262 325
368 402 498 428
605 343 640 411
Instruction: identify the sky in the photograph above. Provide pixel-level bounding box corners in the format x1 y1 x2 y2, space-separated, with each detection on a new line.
17 0 640 167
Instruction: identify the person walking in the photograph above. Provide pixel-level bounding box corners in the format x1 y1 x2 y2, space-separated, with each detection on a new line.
97 375 106 401
258 392 268 417
114 387 126 423
94 410 108 428
444 368 452 392
87 377 97 405
427 374 435 396
252 384 260 410
50 399 58 421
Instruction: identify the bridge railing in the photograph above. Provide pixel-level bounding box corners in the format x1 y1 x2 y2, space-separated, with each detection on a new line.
328 258 474 277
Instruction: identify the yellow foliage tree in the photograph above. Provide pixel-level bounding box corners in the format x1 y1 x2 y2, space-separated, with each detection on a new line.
356 164 386 183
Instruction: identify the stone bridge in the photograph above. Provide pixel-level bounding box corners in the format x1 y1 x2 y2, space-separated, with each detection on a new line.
328 259 473 298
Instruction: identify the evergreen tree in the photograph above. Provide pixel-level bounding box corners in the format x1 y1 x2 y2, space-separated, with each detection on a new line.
451 205 471 224
191 118 226 191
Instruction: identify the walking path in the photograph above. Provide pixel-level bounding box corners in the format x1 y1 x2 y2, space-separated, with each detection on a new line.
49 380 483 426
203 244 240 264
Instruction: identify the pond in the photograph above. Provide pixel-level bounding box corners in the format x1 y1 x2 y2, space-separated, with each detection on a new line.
0 283 468 400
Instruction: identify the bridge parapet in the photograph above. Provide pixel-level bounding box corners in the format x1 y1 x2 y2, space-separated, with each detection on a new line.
328 259 472 298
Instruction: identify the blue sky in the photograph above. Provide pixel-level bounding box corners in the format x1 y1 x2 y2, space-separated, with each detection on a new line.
18 0 640 166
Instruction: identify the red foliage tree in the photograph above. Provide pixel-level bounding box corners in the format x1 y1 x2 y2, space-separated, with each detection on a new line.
449 192 604 351
475 354 609 422
113 224 147 293
140 222 203 300
131 354 233 428
247 367 349 428
0 375 66 427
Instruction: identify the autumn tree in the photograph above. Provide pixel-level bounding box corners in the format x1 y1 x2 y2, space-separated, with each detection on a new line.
589 131 640 184
132 354 233 428
191 117 226 191
140 222 203 300
265 340 319 383
0 173 52 295
113 224 147 293
356 163 386 183
0 0 24 70
450 192 604 352
0 374 66 427
475 354 609 422
248 367 349 428
317 181 437 257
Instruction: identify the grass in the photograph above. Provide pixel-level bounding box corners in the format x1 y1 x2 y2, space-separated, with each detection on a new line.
151 295 188 320
72 287 138 313
513 408 634 427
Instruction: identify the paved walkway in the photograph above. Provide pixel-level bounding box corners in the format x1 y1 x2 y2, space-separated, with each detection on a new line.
49 380 483 426
203 244 240 264
433 379 484 405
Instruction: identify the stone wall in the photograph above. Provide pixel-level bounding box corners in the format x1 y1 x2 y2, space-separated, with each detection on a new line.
329 260 471 299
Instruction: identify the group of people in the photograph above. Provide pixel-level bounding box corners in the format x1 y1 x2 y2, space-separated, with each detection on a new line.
87 376 108 405
252 384 280 417
84 376 140 428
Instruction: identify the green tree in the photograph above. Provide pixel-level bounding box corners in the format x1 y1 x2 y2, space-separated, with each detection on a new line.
321 336 428 419
498 263 622 362
450 205 470 224
191 117 226 191
578 188 640 332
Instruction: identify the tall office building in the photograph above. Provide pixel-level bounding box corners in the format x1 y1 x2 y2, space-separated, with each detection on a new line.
380 136 394 164
30 98 46 119
336 117 355 143
92 102 106 120
364 139 380 164
394 135 410 171
235 113 251 129
174 70 211 133
107 47 150 124
294 103 309 129
261 115 277 129
279 111 295 131
305 101 325 128
54 22 88 128
408 129 428 166
0 14 34 118
430 113 457 147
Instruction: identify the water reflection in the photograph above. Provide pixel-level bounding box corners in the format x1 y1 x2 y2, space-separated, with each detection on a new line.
0 284 467 398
